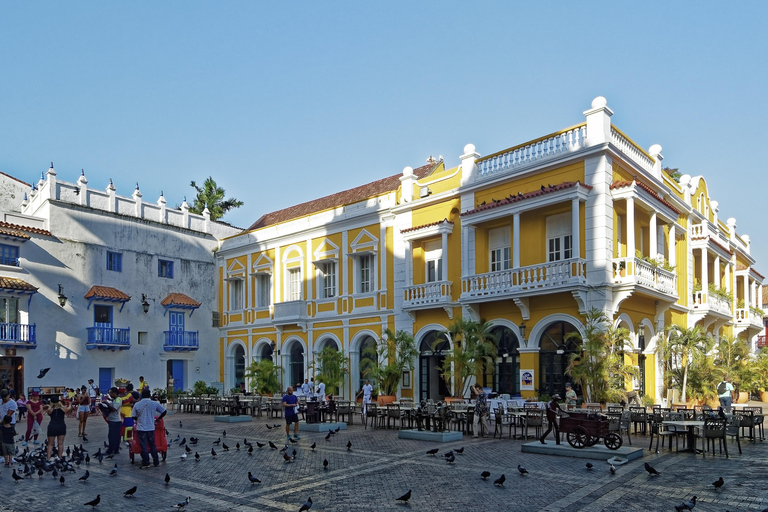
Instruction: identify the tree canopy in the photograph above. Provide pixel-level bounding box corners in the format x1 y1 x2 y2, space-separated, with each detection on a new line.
189 176 243 221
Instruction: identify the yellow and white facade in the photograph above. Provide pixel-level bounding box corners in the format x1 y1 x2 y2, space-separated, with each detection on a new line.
216 96 763 403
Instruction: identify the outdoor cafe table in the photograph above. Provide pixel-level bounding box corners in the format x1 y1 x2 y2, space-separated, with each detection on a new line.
663 419 705 453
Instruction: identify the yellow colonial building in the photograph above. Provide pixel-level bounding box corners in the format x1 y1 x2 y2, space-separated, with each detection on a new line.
216 96 763 403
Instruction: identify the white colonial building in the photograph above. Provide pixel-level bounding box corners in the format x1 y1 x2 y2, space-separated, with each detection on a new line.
0 165 239 397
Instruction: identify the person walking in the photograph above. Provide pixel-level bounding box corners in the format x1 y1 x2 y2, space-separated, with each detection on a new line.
44 396 71 461
24 392 43 445
283 386 300 441
131 388 166 469
102 387 123 455
359 379 373 416
16 394 27 420
472 384 490 437
77 385 91 437
539 394 564 445
316 379 326 404
138 376 149 394
717 375 735 413
86 379 97 413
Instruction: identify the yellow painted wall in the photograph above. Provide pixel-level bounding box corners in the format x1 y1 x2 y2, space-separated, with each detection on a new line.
474 161 585 206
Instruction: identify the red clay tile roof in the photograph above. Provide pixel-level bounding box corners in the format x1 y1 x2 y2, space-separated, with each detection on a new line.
461 181 591 217
738 264 765 279
84 285 131 302
0 221 51 237
0 277 38 292
161 293 201 308
610 180 681 214
245 162 438 231
400 219 453 234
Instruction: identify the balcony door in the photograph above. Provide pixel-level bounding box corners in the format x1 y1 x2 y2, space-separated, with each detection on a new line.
94 305 113 343
169 311 185 345
419 330 449 401
538 321 580 398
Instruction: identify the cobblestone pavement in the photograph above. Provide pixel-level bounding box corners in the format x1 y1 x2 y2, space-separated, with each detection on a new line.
5 411 768 512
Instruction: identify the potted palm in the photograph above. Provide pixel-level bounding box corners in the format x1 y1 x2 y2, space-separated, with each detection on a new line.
365 329 418 404
309 346 349 397
436 318 497 400
243 359 282 396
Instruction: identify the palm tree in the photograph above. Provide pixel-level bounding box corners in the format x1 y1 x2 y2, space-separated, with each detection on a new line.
189 177 244 221
437 318 497 397
665 324 713 402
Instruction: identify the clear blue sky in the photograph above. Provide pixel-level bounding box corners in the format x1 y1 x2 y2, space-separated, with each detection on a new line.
2 2 767 273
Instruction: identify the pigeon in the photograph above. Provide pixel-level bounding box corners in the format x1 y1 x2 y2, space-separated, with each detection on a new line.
292 449 297 460
38 468 44 478
235 443 240 451
164 473 171 485
248 472 261 484
282 452 292 462
541 185 546 191
712 477 724 490
256 442 266 449
266 424 273 429
243 438 251 446
288 437 297 444
195 452 200 461
222 430 226 437
609 464 616 474
60 475 65 485
280 445 288 453
310 442 316 451
347 440 352 451
644 462 660 476
446 453 455 464
395 490 412 504
84 495 100 508
37 367 51 378
173 497 190 509
52 469 59 478
109 464 118 476
481 471 491 480
179 438 186 446
211 448 217 457
494 474 506 487
179 421 183 428
185 445 191 453
79 470 90 482
426 448 439 456
454 447 464 454
674 496 697 511
247 445 253 454
334 426 341 433
82 435 88 443
585 463 593 470
299 497 313 512
189 437 197 444
268 441 277 450
323 458 328 470
325 432 332 441
212 437 221 445
12 469 24 482
222 443 229 451
124 486 137 497
444 451 453 458
517 464 528 475
85 455 91 464
329 429 337 435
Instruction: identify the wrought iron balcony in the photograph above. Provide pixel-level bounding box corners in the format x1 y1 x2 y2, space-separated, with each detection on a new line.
758 335 767 349
0 322 36 349
163 330 199 351
86 326 130 350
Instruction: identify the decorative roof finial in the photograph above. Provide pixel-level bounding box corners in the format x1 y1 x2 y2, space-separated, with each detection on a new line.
135 182 140 190
81 169 85 176
50 161 54 168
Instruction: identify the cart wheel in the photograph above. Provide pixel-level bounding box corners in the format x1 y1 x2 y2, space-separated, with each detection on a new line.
162 451 167 461
567 426 589 448
604 432 623 450
586 435 599 447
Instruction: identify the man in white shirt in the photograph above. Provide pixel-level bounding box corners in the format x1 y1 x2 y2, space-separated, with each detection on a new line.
132 388 167 468
317 379 326 404
360 379 373 415
0 390 17 425
301 379 310 396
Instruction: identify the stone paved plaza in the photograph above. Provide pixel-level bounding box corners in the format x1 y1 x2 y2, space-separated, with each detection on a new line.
5 410 768 512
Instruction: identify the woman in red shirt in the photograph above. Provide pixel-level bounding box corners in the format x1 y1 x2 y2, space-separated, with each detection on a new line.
24 392 44 444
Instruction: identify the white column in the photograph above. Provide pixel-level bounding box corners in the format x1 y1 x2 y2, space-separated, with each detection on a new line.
714 256 721 289
724 261 731 293
701 249 709 292
571 198 580 259
667 225 676 266
649 212 657 259
626 198 635 259
751 279 757 307
274 246 281 304
441 232 448 281
405 241 412 286
306 237 313 301
379 224 388 294
341 231 349 297
513 213 521 268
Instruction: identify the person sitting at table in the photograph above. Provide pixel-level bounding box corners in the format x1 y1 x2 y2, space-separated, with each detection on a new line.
540 394 564 445
565 383 578 408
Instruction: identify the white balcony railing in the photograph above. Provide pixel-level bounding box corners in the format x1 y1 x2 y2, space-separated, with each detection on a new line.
612 257 677 296
461 258 586 299
610 127 655 174
476 124 587 180
273 300 308 324
692 291 731 316
734 307 763 326
403 281 452 308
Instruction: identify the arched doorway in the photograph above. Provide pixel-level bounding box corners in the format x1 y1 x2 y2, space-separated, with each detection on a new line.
483 326 520 396
357 335 377 392
259 342 274 362
288 341 305 389
538 321 580 398
233 344 245 390
419 330 449 401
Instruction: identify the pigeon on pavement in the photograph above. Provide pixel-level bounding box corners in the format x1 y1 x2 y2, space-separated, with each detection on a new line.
674 496 697 511
426 448 438 456
310 442 316 451
517 464 528 475
609 464 616 474
124 486 137 497
585 463 593 470
323 458 328 470
109 464 118 476
165 473 171 485
83 495 100 508
454 447 464 454
712 477 724 490
446 453 455 464
268 441 277 450
79 470 90 482
347 440 352 451
493 474 506 487
481 471 491 480
211 448 217 457
644 462 660 476
248 472 261 484
395 490 412 504
173 497 190 509
299 497 313 512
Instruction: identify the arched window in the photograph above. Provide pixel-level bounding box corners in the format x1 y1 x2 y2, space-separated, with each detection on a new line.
289 342 305 388
538 321 580 398
358 336 377 391
260 342 274 362
484 326 520 396
418 331 450 401
233 345 245 389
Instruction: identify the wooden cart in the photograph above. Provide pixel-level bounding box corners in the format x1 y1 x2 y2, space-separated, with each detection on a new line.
560 412 623 450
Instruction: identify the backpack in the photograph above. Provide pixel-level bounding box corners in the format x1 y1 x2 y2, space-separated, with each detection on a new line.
717 381 728 395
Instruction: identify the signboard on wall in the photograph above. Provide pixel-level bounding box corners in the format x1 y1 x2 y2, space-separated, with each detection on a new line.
520 369 534 391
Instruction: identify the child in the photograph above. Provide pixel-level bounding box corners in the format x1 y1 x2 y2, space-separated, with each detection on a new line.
0 415 16 466
16 394 27 420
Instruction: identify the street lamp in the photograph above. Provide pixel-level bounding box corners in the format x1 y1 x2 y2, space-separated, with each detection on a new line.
141 294 150 314
519 322 526 343
57 284 67 307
